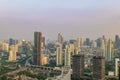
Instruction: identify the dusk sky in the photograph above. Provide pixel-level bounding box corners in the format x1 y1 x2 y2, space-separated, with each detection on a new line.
0 0 120 41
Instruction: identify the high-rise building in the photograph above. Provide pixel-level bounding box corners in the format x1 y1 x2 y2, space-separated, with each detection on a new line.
114 35 120 49
9 38 18 46
0 41 9 52
93 56 105 80
42 37 45 47
96 38 101 48
10 45 19 52
56 43 62 66
8 44 20 61
115 58 120 76
8 50 17 61
58 33 64 44
77 38 82 48
34 32 43 66
100 38 107 58
72 54 84 78
96 36 107 60
4 43 9 52
107 39 114 61
85 38 90 46
102 36 107 60
64 45 71 66
69 44 75 55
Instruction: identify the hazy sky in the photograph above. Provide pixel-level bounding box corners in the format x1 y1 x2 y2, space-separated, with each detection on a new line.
0 0 120 41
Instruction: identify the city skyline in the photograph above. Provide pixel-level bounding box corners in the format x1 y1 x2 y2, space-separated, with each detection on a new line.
0 0 120 40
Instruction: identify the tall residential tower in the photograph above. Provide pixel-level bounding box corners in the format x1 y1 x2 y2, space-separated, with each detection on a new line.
72 55 84 78
93 56 105 80
34 32 43 66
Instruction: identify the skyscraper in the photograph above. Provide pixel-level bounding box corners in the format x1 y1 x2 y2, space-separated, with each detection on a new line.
34 32 43 66
115 58 120 76
64 45 71 66
85 38 90 46
101 37 107 58
77 38 81 48
58 33 64 44
103 37 107 60
114 35 120 49
42 37 45 47
72 54 84 78
96 36 107 61
107 39 114 61
56 43 62 66
69 43 75 55
8 45 17 61
9 38 18 46
8 50 17 61
0 41 9 52
93 56 105 80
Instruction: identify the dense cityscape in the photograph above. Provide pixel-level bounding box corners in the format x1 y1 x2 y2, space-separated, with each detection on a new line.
1 0 120 80
0 32 120 80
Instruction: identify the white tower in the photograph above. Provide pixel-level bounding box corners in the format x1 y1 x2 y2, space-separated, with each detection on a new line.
56 43 62 66
64 45 71 67
107 39 114 61
115 58 119 76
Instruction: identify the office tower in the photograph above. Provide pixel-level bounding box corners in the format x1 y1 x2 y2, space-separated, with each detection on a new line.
77 38 80 48
56 43 62 66
115 58 120 76
75 38 83 53
85 38 90 46
93 56 105 80
61 34 64 43
101 38 107 58
107 39 114 61
96 38 102 48
62 41 69 49
34 32 43 66
64 45 71 66
0 41 9 52
76 38 81 48
9 38 18 46
9 38 15 45
8 50 16 61
80 38 84 47
4 43 9 52
58 33 64 44
115 35 120 49
102 36 107 60
69 43 75 55
42 37 45 47
72 55 84 78
96 36 107 60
